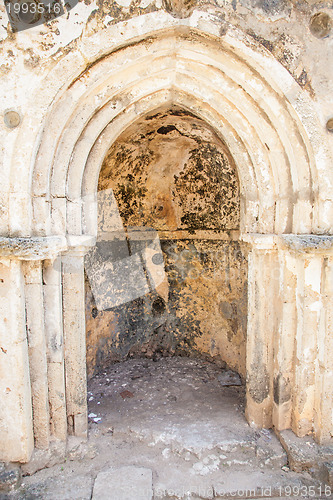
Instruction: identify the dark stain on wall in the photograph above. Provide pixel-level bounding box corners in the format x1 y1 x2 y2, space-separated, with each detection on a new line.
248 341 270 404
98 107 240 231
273 373 291 405
174 143 239 233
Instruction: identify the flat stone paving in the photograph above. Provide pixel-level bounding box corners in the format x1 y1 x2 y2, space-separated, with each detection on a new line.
92 466 153 500
2 357 331 499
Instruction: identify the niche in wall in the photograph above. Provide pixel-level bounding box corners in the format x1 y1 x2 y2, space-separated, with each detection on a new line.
85 106 247 379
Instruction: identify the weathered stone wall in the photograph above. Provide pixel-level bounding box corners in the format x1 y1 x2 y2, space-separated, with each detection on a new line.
86 108 247 379
98 109 239 231
86 239 248 378
1 1 333 147
1 0 333 464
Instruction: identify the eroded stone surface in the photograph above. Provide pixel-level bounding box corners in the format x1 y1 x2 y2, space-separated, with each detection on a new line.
0 237 67 260
98 108 240 232
278 430 333 474
92 466 153 500
0 464 21 493
86 107 246 378
19 474 94 500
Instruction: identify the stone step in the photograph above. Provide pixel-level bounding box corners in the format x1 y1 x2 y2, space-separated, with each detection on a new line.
120 425 287 469
154 466 320 499
278 429 333 474
92 466 153 500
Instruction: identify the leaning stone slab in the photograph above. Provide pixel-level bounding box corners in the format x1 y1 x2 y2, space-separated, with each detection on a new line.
92 466 153 500
320 462 333 487
21 440 66 476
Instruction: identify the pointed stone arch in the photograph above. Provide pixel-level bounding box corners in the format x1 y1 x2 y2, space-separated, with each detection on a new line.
9 20 333 236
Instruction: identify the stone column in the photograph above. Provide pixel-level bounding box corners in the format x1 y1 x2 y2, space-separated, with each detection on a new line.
0 257 34 463
277 235 333 442
242 235 279 429
273 235 333 443
0 236 66 463
272 250 297 431
43 257 67 441
23 260 50 450
62 237 93 438
243 234 333 443
315 254 333 444
292 254 320 437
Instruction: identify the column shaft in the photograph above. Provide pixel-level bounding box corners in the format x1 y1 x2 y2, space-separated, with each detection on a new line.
246 248 277 428
314 256 333 443
23 261 50 450
43 257 67 441
62 254 87 438
292 256 320 437
0 258 33 462
272 251 296 430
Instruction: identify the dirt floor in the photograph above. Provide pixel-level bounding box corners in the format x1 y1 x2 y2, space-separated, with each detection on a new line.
2 357 331 499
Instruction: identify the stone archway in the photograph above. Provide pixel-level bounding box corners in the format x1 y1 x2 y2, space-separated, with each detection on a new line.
1 19 332 465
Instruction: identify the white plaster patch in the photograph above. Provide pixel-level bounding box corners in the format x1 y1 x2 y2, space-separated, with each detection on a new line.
309 300 322 313
162 447 171 458
191 454 220 475
103 15 114 27
48 0 99 53
303 348 315 364
116 0 132 7
304 258 321 294
140 0 154 8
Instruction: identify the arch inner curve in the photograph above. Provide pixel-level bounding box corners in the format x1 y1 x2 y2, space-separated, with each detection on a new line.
26 28 323 239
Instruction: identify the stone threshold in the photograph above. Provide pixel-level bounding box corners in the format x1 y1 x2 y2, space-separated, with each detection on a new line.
277 429 333 485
